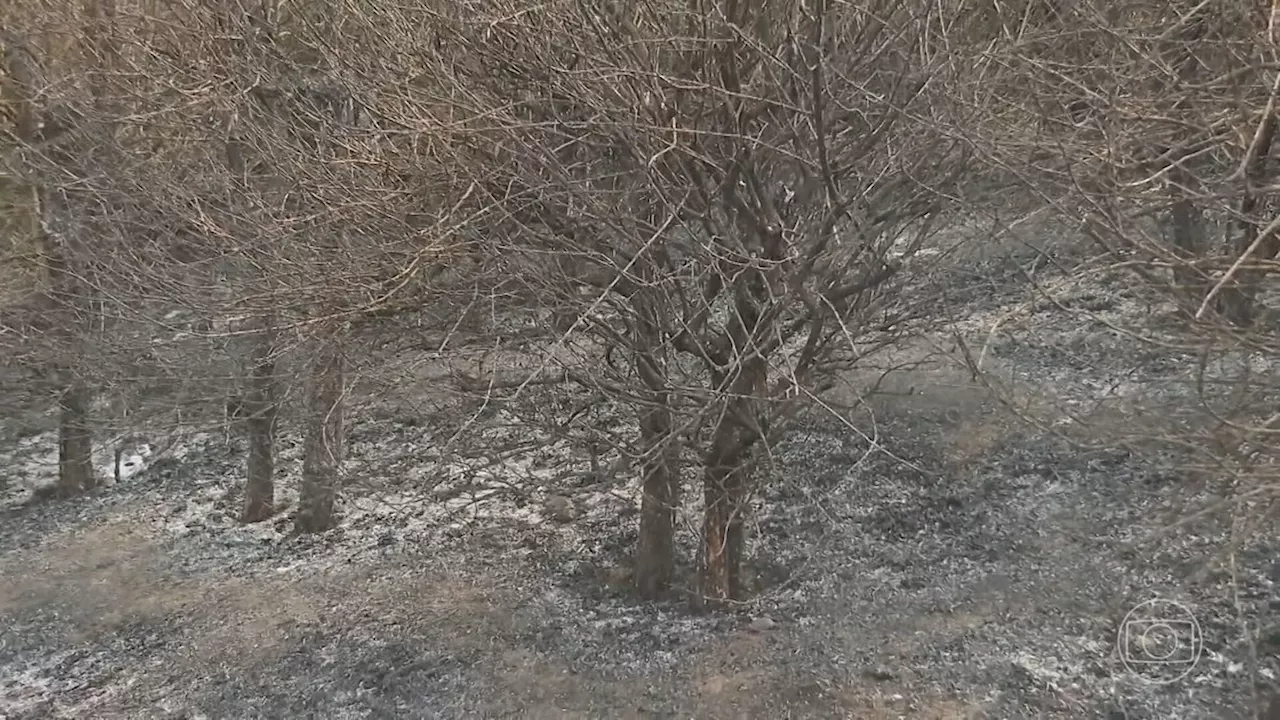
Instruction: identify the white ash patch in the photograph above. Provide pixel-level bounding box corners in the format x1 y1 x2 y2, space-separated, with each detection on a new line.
512 584 732 676
107 441 153 484
52 415 650 585
0 431 58 507
0 645 143 719
1 426 173 508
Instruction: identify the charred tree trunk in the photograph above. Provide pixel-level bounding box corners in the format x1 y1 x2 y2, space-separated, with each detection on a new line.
46 189 96 496
1146 11 1207 314
219 54 276 523
4 32 98 497
633 290 679 598
635 405 677 596
296 327 345 533
698 356 767 607
218 23 275 521
696 231 776 607
46 200 97 496
700 415 751 606
241 322 278 523
56 375 95 495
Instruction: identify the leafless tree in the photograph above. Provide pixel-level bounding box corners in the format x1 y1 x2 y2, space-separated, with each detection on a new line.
443 0 972 603
1 17 110 496
6 0 982 615
4 0 473 529
972 0 1279 522
963 3 1280 712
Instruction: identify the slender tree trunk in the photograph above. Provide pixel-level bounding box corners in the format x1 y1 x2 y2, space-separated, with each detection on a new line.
217 26 276 522
296 327 345 533
700 420 750 606
56 375 95 495
46 200 96 497
636 402 677 597
241 321 277 523
698 356 767 607
46 192 97 496
1166 166 1206 309
633 293 678 598
4 32 98 497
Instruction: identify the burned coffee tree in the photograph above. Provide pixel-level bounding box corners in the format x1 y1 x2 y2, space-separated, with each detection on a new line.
2 1 269 500
967 0 1280 558
448 0 970 603
0 0 472 522
162 1 470 532
1 9 119 497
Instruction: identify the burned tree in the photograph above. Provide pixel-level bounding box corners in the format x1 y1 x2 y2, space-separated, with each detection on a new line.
213 3 284 523
295 322 346 533
2 29 100 496
130 1 459 531
449 0 970 603
961 4 1280 709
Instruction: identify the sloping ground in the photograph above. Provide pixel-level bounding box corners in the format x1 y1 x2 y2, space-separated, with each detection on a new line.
3 255 1279 718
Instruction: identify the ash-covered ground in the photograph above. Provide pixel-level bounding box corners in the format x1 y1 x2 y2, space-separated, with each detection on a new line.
2 240 1279 719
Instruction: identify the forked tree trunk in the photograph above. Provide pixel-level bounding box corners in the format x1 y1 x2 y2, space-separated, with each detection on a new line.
241 322 278 523
296 328 345 533
633 293 678 597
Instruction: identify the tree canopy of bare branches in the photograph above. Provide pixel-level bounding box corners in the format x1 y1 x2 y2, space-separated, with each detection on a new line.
963 0 1280 560
429 0 973 603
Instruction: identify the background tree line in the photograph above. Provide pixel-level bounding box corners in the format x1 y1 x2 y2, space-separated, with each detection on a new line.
1 0 1276 614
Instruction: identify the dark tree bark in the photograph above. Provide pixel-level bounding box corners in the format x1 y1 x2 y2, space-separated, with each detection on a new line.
241 322 278 523
1161 16 1208 311
699 357 767 606
696 220 775 606
45 188 97 497
57 376 95 495
635 409 677 596
633 288 679 598
296 328 345 533
3 32 98 497
218 43 278 521
700 420 750 606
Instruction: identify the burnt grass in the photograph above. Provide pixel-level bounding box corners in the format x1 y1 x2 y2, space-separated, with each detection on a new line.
3 240 1280 719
